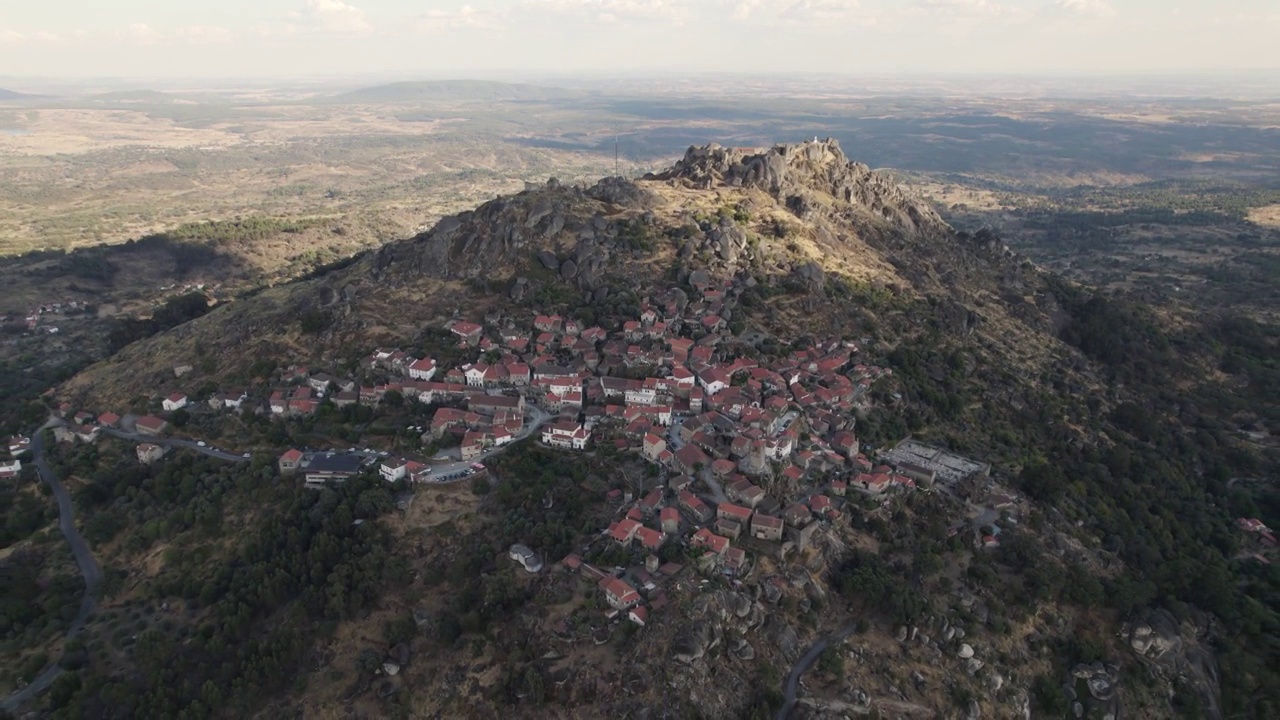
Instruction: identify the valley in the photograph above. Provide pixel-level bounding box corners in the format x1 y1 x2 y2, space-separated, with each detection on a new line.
1 79 1278 720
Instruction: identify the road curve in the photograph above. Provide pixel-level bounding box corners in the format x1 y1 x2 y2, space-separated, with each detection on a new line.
423 406 554 481
776 624 860 720
2 421 249 711
1 428 103 713
99 426 249 462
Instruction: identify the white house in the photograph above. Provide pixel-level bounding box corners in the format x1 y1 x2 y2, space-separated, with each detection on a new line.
0 457 21 478
380 458 408 482
162 393 188 411
541 421 590 451
764 435 794 460
625 385 657 406
464 364 488 387
547 375 582 397
697 369 729 396
407 358 438 381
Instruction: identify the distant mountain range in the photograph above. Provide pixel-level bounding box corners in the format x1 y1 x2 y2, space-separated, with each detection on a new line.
88 89 177 103
0 88 40 102
331 79 585 104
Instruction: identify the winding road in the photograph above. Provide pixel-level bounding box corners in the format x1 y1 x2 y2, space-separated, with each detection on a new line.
776 624 860 720
99 425 250 463
1 427 103 713
422 405 554 482
2 420 248 712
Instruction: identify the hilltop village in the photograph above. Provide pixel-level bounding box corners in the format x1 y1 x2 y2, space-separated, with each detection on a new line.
39 270 1016 633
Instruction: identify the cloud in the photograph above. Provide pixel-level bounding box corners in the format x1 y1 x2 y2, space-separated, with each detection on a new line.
779 0 874 25
726 0 761 20
124 23 163 46
915 0 1020 16
1210 12 1280 26
526 0 691 25
1047 0 1115 18
723 0 875 25
291 0 373 35
417 5 501 32
175 25 233 45
0 30 66 46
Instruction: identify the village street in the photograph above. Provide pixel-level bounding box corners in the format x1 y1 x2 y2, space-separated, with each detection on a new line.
422 404 554 482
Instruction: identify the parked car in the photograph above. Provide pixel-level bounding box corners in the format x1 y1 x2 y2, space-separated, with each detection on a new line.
197 441 207 447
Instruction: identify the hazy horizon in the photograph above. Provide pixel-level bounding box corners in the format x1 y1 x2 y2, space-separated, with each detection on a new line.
3 1 1278 82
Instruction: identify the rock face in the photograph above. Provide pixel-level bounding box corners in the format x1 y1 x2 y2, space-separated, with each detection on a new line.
370 138 953 286
653 139 947 238
1126 610 1183 660
1123 609 1224 720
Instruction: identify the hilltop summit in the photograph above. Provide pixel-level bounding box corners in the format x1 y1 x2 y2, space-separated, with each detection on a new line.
65 137 1049 406
655 139 947 237
371 139 955 288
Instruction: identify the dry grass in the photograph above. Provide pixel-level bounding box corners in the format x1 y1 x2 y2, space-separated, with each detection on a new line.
0 103 622 256
1247 203 1280 228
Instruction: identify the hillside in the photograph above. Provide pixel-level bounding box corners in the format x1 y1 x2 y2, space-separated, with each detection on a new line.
64 140 1065 412
25 140 1279 719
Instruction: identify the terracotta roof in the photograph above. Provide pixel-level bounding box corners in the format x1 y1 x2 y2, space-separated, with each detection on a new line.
135 415 167 431
718 502 753 521
610 518 642 543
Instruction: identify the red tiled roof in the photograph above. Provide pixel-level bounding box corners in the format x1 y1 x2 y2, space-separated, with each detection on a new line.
610 518 642 543
752 514 783 530
135 415 167 431
718 502 753 521
635 526 664 550
599 575 640 604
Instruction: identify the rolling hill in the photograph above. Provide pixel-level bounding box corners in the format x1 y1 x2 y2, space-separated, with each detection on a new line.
330 79 586 104
32 140 1280 719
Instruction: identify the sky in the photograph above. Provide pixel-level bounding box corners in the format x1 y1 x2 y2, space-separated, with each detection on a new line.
1 1 1278 79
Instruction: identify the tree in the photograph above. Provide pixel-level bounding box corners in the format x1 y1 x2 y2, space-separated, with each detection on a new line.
817 646 845 677
48 671 82 710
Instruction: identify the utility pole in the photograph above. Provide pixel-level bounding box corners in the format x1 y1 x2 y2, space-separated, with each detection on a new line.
615 132 619 177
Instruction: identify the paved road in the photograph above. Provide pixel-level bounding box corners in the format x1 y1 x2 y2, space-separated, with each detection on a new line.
776 624 860 720
666 417 686 450
100 425 250 462
2 419 251 712
1 427 103 713
423 405 553 482
700 466 728 504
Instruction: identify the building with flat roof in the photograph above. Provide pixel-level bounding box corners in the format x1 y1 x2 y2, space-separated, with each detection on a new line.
880 438 989 486
299 452 365 486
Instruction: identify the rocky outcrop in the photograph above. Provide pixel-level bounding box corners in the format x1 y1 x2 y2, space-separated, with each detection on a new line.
653 139 947 237
1124 608 1223 720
